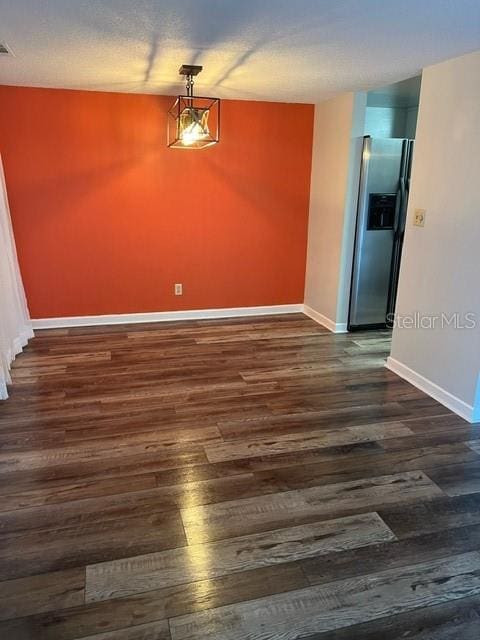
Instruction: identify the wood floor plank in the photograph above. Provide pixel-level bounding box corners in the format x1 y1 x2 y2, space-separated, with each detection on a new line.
13 351 112 367
169 551 480 640
205 422 413 462
379 493 480 538
252 441 480 491
0 427 221 473
85 512 395 602
406 414 473 433
0 448 209 490
207 440 384 477
0 473 158 512
0 428 66 452
217 404 411 441
380 427 480 451
180 471 443 543
77 619 171 640
0 510 186 580
303 594 480 640
0 567 85 622
300 521 480 587
427 460 480 496
0 473 286 535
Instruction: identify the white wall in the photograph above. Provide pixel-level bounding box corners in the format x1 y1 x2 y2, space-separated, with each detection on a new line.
335 93 367 326
388 50 480 422
304 92 365 330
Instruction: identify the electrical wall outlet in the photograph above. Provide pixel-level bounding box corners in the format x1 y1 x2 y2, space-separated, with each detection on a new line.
414 208 426 227
174 283 183 296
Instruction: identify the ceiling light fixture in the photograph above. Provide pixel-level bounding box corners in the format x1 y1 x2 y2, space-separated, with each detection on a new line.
167 65 220 149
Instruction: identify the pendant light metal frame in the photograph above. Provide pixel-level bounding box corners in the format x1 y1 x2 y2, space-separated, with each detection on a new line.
167 64 220 149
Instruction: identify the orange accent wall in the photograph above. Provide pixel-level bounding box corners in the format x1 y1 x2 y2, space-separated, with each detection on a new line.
0 85 313 318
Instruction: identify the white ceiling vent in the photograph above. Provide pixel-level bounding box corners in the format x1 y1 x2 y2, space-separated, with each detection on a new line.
0 43 13 56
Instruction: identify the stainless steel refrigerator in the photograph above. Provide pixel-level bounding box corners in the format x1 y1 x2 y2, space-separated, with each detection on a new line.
348 136 414 330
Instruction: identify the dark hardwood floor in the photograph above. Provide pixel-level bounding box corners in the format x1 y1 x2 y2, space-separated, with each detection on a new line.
0 313 479 639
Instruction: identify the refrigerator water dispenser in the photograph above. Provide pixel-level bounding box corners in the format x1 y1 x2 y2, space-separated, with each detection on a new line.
367 193 396 230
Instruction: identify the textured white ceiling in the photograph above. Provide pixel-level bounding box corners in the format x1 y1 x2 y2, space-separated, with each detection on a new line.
0 0 479 103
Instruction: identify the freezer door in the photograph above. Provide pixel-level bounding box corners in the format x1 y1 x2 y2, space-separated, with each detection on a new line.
349 137 405 328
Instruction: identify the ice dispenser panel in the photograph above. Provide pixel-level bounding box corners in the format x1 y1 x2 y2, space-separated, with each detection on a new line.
367 193 396 230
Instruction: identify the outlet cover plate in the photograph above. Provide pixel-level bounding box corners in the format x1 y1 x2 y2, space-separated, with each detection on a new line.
414 209 426 227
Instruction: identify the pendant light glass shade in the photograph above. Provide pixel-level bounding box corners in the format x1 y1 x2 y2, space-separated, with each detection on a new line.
179 106 209 145
168 96 220 149
167 65 220 149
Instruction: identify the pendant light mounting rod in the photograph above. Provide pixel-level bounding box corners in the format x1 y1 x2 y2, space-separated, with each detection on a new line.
179 64 203 98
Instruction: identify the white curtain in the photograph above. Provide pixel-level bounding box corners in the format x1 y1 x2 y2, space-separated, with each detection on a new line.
0 155 33 399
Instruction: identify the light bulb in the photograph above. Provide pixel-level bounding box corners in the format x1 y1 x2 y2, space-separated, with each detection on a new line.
179 107 210 146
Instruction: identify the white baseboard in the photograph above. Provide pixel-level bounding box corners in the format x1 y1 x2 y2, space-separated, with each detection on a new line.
303 305 348 334
32 304 304 329
386 356 478 424
32 303 355 334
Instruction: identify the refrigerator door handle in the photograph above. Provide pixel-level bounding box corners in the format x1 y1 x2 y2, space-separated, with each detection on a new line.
387 139 414 322
397 176 407 236
397 140 408 234
394 178 404 236
400 180 408 236
401 140 414 234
